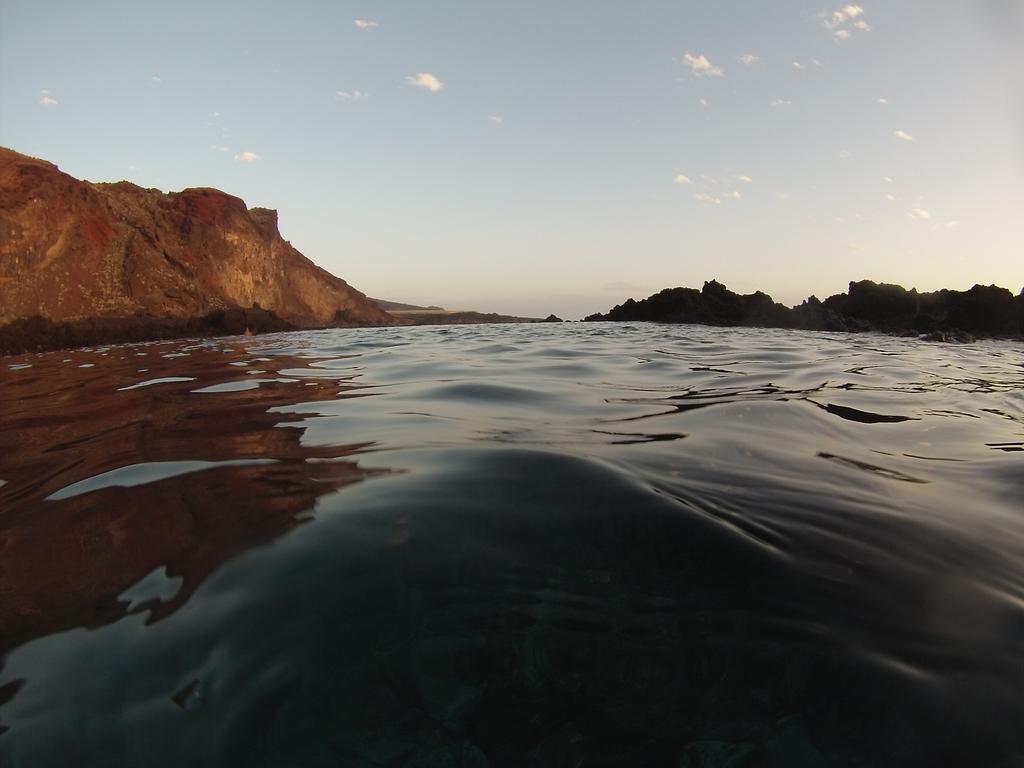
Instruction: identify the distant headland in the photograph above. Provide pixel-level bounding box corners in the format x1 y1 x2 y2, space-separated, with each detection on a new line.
586 279 1024 342
0 147 556 355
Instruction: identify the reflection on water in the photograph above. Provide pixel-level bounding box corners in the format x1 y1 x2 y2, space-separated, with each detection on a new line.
1 324 1023 766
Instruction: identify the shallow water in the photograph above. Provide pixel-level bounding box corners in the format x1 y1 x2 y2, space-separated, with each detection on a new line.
1 323 1022 767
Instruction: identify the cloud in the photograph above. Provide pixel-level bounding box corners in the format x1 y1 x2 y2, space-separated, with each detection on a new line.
683 53 723 78
909 207 931 220
724 190 742 200
38 89 57 106
775 191 791 201
488 115 504 124
406 72 444 92
823 5 870 40
234 151 260 163
353 19 378 29
736 53 760 66
674 174 692 185
886 193 897 201
737 175 753 183
150 75 162 84
793 61 805 69
882 176 894 183
823 5 865 29
770 99 792 107
698 97 708 106
894 129 915 142
693 192 721 205
335 90 367 101
877 97 890 105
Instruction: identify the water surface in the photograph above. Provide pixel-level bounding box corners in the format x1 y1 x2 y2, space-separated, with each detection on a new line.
1 323 1022 767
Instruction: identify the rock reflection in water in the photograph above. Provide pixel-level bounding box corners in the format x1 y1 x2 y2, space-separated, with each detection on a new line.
0 340 379 654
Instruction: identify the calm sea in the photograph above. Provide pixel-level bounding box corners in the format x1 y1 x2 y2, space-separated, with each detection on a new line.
1 323 1022 767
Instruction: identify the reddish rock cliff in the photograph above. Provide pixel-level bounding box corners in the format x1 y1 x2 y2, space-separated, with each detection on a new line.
0 147 392 326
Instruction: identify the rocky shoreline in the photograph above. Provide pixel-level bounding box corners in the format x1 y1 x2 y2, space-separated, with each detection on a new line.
585 279 1024 342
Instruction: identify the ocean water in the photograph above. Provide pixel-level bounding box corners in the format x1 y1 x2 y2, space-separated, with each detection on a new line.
1 322 1022 767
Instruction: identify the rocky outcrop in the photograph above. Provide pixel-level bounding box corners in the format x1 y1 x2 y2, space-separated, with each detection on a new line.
0 147 392 329
586 279 1024 339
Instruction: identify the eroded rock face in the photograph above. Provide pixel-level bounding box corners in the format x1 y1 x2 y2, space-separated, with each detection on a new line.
0 147 392 327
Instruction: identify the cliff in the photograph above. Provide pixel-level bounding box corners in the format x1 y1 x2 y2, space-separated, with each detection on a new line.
0 147 392 329
586 279 1024 340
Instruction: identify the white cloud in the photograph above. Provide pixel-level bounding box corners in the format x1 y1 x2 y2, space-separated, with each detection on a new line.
693 192 721 205
683 52 723 78
945 220 960 229
335 90 367 101
234 151 260 163
488 115 504 124
894 129 915 142
407 72 444 92
838 149 851 159
736 53 760 66
150 75 162 84
824 5 865 28
775 191 791 201
674 174 692 185
770 99 792 107
353 19 378 29
38 89 57 106
909 207 931 221
812 59 825 68
724 190 742 200
737 175 753 183
698 97 708 106
833 29 852 41
793 61 804 70
882 176 894 183
854 20 871 31
886 193 897 201
877 97 890 105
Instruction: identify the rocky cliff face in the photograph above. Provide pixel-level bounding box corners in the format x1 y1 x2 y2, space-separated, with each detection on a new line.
0 147 392 327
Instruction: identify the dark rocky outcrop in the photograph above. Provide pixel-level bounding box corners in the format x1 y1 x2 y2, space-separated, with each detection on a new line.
586 279 1024 340
0 146 393 352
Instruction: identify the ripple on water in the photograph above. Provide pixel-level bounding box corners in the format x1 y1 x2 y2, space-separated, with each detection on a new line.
1 323 1023 767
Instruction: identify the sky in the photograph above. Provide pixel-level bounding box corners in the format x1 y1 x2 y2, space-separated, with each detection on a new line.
1 0 1022 319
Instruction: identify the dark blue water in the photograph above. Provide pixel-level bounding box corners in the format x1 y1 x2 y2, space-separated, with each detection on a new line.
1 323 1022 767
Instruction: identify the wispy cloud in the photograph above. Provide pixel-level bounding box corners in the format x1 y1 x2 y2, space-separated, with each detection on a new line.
909 207 931 221
488 115 504 124
693 192 721 205
234 151 260 163
737 175 753 183
150 75 162 84
770 99 793 107
353 19 378 29
406 72 444 92
823 5 865 29
683 52 723 78
894 129 915 142
335 90 367 102
823 4 870 41
38 89 57 107
877 97 890 105
736 53 760 66
674 174 692 185
793 61 805 70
